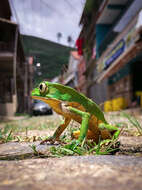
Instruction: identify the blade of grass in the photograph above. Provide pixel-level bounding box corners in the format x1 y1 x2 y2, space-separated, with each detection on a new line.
121 112 142 135
5 129 13 143
30 144 39 155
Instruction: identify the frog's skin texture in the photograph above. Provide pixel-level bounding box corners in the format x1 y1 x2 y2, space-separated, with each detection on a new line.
31 81 120 144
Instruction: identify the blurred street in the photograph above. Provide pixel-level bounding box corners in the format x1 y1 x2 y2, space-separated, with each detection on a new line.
1 0 142 189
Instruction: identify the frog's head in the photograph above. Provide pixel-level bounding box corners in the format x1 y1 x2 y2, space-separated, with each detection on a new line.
32 81 72 104
31 81 66 111
31 81 62 102
32 82 48 97
32 81 52 98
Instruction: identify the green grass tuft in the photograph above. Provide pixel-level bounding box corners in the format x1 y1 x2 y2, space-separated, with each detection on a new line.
0 125 14 143
121 112 142 135
49 137 120 157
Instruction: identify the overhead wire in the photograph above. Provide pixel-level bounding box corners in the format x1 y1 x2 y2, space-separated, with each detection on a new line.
63 0 81 17
61 0 84 42
40 0 82 43
40 0 65 17
10 0 84 46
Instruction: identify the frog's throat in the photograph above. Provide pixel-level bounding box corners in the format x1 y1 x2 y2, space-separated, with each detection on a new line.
31 96 61 109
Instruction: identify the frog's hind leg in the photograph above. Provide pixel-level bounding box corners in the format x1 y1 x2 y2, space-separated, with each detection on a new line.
68 107 91 143
72 130 98 140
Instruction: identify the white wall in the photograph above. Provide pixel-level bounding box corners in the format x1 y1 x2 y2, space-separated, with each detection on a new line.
68 55 79 73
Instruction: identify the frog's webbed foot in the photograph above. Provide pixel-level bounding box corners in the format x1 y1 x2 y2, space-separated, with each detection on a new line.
98 123 120 140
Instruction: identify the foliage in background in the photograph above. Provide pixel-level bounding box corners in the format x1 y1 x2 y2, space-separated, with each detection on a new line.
21 35 74 86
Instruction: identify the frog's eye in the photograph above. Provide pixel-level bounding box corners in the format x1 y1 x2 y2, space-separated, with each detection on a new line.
39 83 48 94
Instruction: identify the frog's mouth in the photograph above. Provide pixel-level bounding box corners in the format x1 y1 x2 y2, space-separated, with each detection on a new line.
32 95 48 102
32 95 61 111
32 95 55 105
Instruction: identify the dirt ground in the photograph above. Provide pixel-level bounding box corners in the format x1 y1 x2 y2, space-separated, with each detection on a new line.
0 156 142 190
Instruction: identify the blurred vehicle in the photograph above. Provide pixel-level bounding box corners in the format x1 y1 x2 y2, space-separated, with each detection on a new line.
32 100 53 116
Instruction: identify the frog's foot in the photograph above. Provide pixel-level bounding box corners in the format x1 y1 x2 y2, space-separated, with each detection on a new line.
98 123 120 140
40 136 56 145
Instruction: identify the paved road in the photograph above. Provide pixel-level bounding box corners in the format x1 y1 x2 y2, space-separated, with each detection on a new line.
0 155 142 190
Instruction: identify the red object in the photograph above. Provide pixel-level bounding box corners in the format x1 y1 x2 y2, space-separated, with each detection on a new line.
76 38 83 55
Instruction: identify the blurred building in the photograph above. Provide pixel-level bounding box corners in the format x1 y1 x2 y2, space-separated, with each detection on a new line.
0 0 34 117
77 0 142 109
60 51 81 89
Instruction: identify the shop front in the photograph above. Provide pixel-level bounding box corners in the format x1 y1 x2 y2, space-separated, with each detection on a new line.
96 10 142 109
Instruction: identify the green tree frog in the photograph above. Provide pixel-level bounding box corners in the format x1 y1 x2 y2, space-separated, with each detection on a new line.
31 81 120 145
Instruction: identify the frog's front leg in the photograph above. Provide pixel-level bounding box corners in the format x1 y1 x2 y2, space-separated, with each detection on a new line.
98 123 120 140
68 107 91 144
40 117 71 144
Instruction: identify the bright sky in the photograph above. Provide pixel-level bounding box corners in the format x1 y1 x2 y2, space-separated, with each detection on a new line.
9 0 85 46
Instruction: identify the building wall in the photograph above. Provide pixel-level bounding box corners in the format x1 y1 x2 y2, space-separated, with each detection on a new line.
0 94 17 116
89 79 108 105
96 24 112 58
62 51 81 89
77 57 86 94
95 5 142 109
0 0 32 117
68 56 79 73
0 0 11 19
108 74 132 107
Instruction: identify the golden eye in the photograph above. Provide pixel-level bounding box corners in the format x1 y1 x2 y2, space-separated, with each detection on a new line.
39 83 48 94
